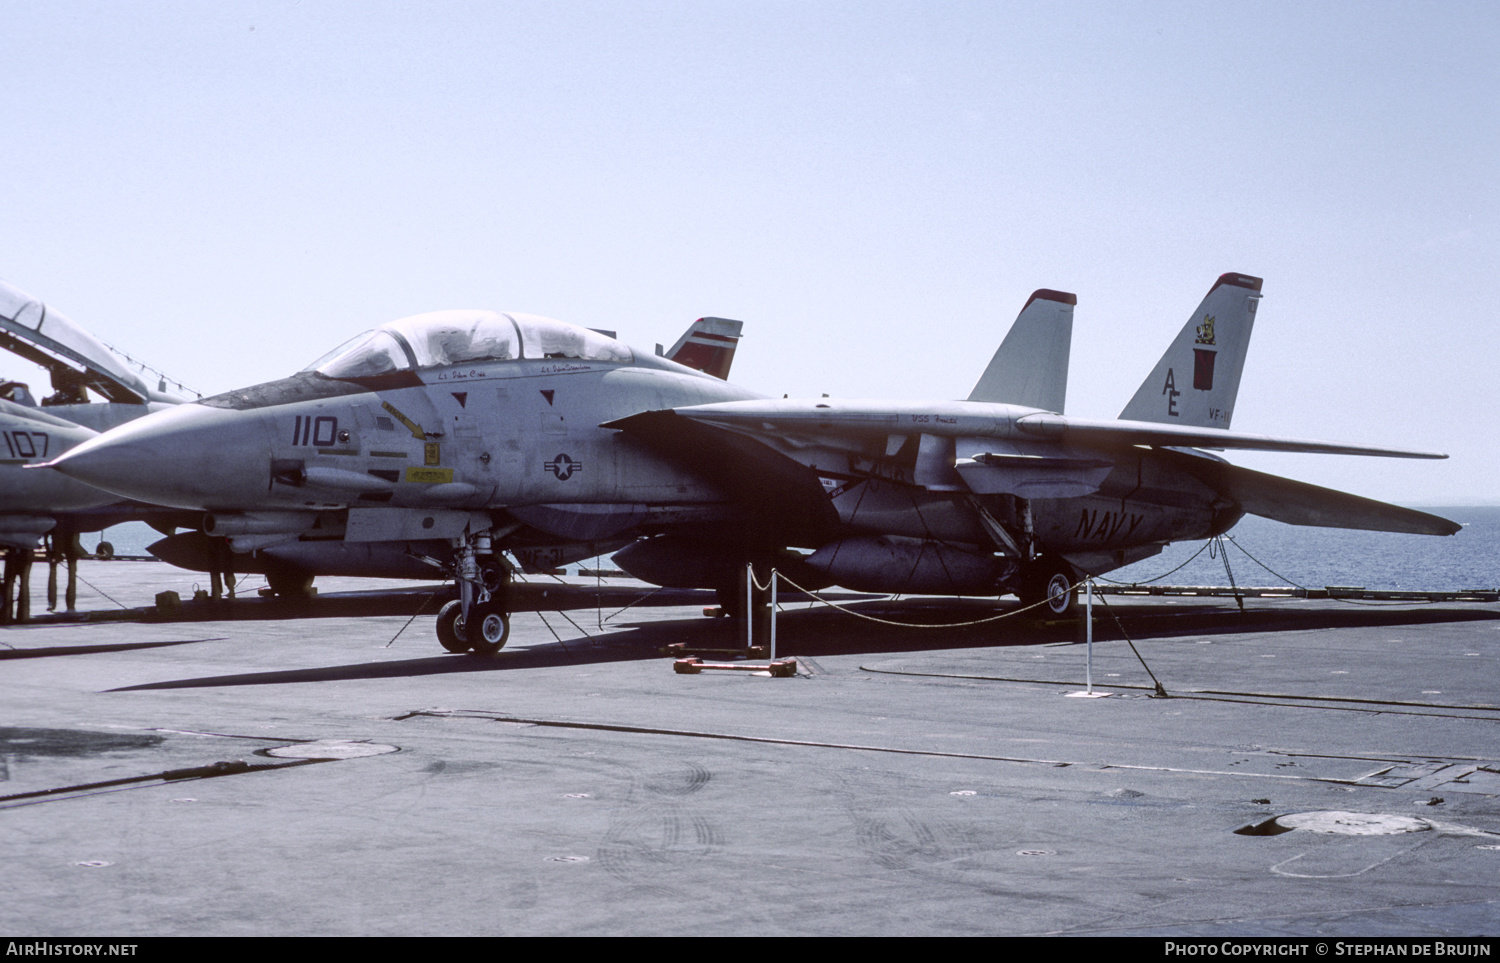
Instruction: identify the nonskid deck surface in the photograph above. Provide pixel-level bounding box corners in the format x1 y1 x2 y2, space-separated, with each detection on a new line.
2 562 1498 937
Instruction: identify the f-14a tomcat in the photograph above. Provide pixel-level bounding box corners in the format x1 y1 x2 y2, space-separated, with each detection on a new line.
46 274 1458 652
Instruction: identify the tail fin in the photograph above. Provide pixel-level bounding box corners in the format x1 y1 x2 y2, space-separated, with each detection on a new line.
1118 273 1262 429
659 317 744 380
967 289 1075 411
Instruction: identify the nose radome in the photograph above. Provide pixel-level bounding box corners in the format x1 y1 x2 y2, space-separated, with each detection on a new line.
47 403 275 511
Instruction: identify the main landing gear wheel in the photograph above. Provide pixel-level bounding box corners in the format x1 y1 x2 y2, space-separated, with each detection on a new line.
1020 557 1079 617
267 569 315 598
436 600 471 653
467 599 510 656
714 585 742 619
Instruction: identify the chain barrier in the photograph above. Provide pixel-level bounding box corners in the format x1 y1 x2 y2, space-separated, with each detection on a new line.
1091 538 1213 585
758 567 1170 694
1222 534 1432 607
769 569 1081 628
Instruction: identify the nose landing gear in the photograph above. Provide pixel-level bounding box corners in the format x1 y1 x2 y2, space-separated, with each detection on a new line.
438 532 511 655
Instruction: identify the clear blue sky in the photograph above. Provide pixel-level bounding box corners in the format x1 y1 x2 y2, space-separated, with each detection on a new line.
4 1 1496 503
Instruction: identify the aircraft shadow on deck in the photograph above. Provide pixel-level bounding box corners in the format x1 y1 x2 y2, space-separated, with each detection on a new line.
0 638 220 660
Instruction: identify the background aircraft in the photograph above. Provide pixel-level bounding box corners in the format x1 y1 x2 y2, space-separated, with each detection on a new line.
0 280 197 618
47 275 1456 651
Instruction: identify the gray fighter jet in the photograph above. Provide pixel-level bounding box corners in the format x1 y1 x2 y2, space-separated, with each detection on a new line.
46 275 1457 652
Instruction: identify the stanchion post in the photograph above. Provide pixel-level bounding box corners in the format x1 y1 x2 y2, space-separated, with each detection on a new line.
743 561 753 649
1085 577 1094 695
769 570 777 662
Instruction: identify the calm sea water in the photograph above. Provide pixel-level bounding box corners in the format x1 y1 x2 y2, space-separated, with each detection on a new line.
1109 506 1500 592
90 506 1500 593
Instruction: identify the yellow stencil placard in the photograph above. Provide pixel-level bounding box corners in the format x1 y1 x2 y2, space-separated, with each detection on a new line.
424 442 440 466
405 467 454 484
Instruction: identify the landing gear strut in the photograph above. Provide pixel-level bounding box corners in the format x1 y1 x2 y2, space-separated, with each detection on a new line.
440 531 510 655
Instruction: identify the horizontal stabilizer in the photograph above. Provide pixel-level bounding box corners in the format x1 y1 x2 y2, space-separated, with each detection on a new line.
1157 449 1460 535
968 289 1074 411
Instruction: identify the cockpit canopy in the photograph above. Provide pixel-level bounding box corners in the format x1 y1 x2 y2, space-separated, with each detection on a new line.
304 310 633 380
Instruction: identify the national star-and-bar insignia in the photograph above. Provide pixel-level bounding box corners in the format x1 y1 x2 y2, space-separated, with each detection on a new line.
545 453 582 480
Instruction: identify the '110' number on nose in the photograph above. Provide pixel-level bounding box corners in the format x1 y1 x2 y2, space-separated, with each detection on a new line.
291 415 339 447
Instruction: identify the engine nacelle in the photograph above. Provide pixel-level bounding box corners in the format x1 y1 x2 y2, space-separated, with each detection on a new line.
202 511 322 536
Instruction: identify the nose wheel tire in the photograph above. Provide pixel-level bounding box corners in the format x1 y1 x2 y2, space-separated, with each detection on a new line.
467 599 510 655
436 600 471 653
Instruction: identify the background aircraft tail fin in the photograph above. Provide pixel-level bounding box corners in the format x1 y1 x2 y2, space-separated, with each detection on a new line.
967 289 1075 411
1118 273 1262 429
659 317 744 380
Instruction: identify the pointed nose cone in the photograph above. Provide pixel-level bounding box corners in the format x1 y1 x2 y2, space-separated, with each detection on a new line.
49 403 276 511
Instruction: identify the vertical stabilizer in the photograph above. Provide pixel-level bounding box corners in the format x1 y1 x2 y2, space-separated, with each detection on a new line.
663 317 744 380
1118 273 1262 429
967 289 1075 411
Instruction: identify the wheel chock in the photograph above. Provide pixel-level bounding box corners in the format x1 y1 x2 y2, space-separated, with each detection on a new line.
673 657 797 677
663 642 768 658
